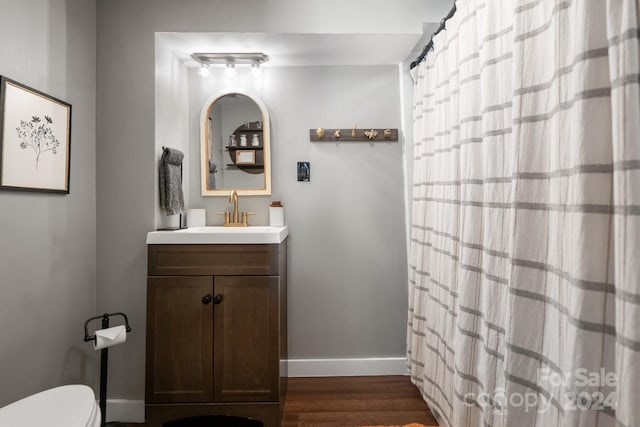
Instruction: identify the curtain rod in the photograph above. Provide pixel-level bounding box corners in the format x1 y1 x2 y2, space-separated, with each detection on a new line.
410 2 457 70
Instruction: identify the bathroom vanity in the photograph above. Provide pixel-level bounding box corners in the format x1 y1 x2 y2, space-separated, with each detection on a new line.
145 227 288 427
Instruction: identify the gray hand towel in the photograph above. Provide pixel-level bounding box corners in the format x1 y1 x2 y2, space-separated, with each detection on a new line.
159 147 184 216
208 160 217 189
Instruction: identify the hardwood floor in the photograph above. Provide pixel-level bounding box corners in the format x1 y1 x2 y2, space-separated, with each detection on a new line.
282 376 438 427
123 376 439 427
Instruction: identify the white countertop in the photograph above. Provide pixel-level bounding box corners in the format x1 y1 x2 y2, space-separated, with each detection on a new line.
146 225 288 245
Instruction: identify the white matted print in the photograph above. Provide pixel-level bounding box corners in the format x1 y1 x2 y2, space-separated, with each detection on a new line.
235 150 256 165
0 76 71 193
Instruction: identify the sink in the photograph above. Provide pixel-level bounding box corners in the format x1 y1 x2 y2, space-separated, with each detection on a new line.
146 226 288 245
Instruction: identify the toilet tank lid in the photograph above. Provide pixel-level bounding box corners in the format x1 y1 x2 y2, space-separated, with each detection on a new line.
0 385 99 427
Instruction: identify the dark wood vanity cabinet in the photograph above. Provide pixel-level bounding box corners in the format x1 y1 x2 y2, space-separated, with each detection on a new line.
145 242 287 427
146 276 213 404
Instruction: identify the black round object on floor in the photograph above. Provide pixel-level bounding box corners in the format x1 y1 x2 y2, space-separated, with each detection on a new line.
164 415 264 427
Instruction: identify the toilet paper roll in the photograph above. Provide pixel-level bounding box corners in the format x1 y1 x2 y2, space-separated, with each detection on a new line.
93 325 127 351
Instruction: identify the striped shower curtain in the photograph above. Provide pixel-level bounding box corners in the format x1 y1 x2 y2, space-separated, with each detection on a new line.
407 1 639 427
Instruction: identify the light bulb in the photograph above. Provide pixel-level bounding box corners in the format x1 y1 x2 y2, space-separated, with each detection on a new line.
251 63 262 78
224 64 237 78
199 64 210 77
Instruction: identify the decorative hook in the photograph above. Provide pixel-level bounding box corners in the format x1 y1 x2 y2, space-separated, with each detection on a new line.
352 124 357 137
334 129 341 138
364 129 378 140
316 128 325 138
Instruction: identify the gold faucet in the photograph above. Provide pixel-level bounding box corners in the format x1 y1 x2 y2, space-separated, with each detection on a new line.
217 189 254 227
230 189 239 224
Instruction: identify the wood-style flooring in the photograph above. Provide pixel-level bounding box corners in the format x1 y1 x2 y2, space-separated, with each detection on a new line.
123 376 439 427
282 376 439 427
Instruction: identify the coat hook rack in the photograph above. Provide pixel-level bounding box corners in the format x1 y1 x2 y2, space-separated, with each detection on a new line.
310 126 398 142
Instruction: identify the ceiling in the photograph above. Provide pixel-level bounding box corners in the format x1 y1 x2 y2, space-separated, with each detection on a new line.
157 32 431 67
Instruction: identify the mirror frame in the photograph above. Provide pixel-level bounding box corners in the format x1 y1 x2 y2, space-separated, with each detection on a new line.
200 87 272 196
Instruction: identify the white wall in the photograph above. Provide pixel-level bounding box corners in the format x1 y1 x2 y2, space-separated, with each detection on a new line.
154 38 190 229
97 0 453 405
0 0 97 407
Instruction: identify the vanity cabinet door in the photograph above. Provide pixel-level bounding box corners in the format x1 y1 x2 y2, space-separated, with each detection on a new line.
146 276 213 403
213 276 280 402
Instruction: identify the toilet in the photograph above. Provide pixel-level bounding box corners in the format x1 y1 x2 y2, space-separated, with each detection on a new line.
0 385 100 427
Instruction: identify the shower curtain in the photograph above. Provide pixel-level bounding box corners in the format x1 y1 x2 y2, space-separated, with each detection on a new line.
407 1 639 427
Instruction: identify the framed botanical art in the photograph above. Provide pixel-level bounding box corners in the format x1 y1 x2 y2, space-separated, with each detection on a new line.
0 76 71 194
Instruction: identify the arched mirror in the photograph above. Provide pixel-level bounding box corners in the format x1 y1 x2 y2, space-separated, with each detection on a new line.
200 88 271 196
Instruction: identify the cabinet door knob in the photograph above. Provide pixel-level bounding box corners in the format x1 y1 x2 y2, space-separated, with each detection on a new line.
213 294 224 304
202 294 212 305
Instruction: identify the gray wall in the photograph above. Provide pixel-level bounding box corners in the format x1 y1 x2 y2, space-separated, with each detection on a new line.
187 65 408 357
0 0 97 407
97 0 452 401
267 66 408 357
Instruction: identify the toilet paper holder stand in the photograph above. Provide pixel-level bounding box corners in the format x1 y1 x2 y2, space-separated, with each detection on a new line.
84 312 131 343
84 312 132 427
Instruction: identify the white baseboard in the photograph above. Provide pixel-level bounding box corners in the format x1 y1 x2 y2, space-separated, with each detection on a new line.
104 357 407 422
105 399 145 423
286 357 408 377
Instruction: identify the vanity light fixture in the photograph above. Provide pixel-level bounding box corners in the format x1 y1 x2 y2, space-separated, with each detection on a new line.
191 52 269 68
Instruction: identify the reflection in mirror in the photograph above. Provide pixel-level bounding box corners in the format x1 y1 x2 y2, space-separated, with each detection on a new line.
201 89 271 196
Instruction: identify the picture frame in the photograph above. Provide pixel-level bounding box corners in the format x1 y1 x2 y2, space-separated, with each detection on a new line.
297 161 310 182
235 150 256 165
0 76 72 194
